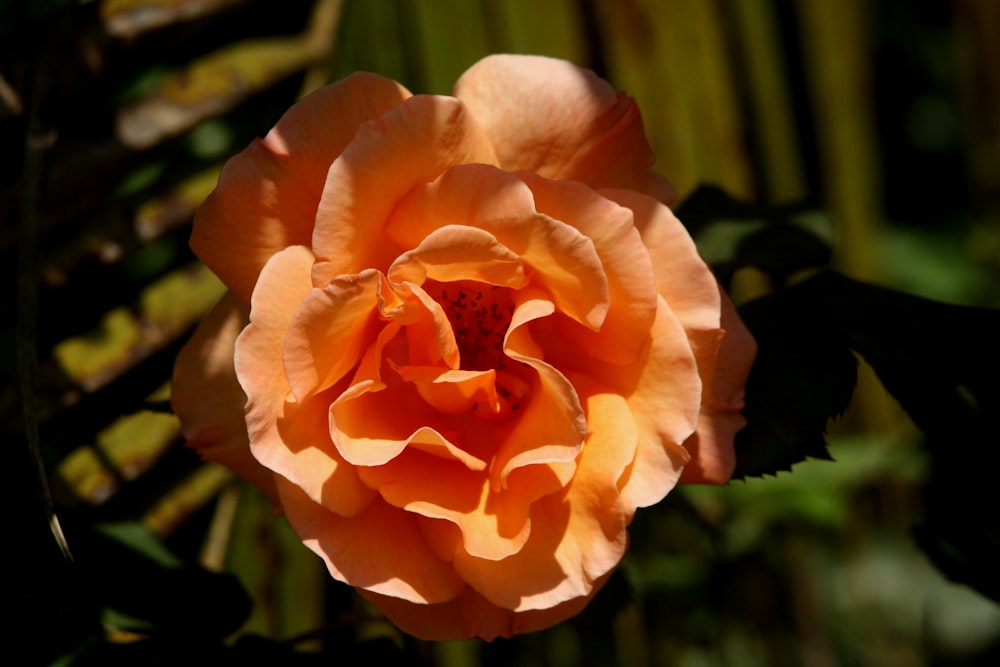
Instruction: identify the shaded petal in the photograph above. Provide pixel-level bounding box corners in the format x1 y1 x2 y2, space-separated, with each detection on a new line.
330 360 461 467
361 570 613 641
237 246 374 517
453 381 633 612
679 289 756 484
277 480 464 604
191 73 411 303
358 450 529 561
171 292 276 499
600 189 721 345
283 269 381 402
453 54 675 203
491 290 587 491
616 298 702 509
521 173 658 364
537 297 702 510
601 191 756 484
312 95 499 284
395 365 500 415
387 164 610 329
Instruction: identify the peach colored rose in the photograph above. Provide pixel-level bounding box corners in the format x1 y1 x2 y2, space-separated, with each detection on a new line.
172 54 755 641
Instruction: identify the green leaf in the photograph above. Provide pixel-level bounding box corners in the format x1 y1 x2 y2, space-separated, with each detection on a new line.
801 271 1000 602
732 279 857 479
674 184 833 283
71 520 252 639
734 269 1000 602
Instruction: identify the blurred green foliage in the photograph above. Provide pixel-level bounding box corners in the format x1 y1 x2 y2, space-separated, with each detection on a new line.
4 1 999 666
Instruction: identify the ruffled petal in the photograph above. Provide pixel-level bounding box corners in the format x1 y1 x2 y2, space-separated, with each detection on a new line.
453 382 633 612
490 290 587 491
679 289 756 484
237 246 375 517
277 480 465 605
521 173 658 364
283 269 382 402
329 357 460 467
603 190 755 484
616 298 702 509
171 292 276 499
191 73 411 303
358 450 530 561
453 54 675 203
537 297 702 511
387 225 528 289
387 164 610 329
312 95 500 284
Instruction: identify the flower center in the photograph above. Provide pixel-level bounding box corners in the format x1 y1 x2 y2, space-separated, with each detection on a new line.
433 280 514 372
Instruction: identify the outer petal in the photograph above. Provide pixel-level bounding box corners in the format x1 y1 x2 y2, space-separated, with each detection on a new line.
191 73 411 303
277 480 465 605
361 570 613 641
679 289 757 484
602 189 755 484
171 292 276 499
600 189 721 344
453 54 675 203
311 95 500 285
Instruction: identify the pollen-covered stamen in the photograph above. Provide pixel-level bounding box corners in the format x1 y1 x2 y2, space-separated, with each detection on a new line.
434 280 515 372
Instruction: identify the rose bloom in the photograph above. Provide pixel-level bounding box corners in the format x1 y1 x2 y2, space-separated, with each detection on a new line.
172 54 755 641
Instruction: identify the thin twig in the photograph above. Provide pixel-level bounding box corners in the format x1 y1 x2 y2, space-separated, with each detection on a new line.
19 8 73 563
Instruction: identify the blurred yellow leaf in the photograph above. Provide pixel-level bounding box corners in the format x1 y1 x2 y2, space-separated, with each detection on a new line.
54 307 142 391
116 37 314 148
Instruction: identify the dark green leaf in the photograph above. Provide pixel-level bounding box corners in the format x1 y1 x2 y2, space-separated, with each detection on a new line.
67 519 252 639
802 271 1000 602
732 280 857 479
674 184 833 283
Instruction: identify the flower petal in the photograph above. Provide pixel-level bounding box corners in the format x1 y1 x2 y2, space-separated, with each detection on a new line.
387 225 528 289
603 190 756 484
171 292 277 499
330 360 459 467
679 289 756 484
312 95 499 285
387 164 610 329
491 290 587 491
277 480 465 605
600 189 721 343
616 298 702 509
283 269 382 402
453 54 675 203
237 246 375 517
191 73 411 303
360 570 613 641
537 296 702 510
453 382 633 612
358 450 530 561
520 173 658 364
